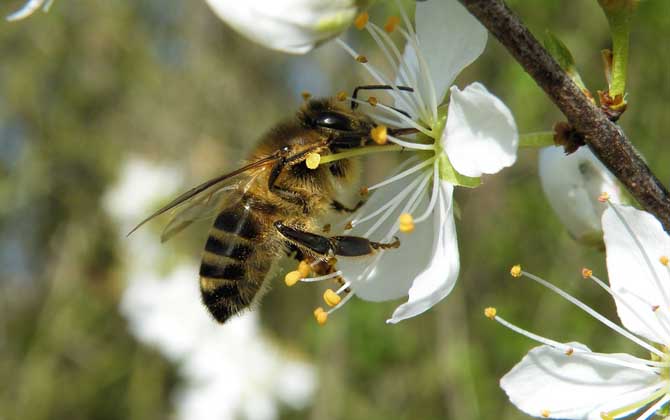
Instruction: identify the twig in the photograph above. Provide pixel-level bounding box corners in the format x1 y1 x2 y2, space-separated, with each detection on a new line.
459 0 670 231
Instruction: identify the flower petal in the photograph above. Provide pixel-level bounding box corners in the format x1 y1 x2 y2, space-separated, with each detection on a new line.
539 146 622 243
340 169 435 302
205 0 361 54
444 83 518 178
602 204 670 344
414 0 487 103
387 181 459 323
501 343 662 419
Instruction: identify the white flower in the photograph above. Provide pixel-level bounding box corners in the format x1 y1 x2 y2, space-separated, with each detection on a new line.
539 146 623 245
105 158 317 420
492 201 670 419
6 0 54 21
294 0 518 324
204 0 369 54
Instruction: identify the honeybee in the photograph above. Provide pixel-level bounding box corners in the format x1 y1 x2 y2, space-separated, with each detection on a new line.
130 90 415 323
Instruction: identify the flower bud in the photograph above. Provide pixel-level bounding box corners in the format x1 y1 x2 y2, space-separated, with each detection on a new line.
538 146 623 246
205 0 370 54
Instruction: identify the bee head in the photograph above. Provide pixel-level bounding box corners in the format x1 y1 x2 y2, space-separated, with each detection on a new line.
300 98 375 148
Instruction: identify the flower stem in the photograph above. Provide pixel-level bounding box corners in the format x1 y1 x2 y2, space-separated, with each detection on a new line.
607 10 631 99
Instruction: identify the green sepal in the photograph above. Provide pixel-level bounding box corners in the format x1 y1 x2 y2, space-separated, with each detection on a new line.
438 153 480 188
543 31 587 91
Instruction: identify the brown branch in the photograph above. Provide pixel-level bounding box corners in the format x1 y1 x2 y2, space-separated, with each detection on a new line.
459 0 670 231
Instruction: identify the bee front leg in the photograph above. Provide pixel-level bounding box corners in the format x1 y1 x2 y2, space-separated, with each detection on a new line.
274 221 399 258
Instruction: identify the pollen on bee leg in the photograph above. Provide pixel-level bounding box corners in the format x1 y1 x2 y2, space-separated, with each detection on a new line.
298 260 312 278
354 12 369 30
581 267 593 279
484 307 497 319
370 125 387 145
356 55 368 64
540 409 551 418
323 289 342 307
398 212 414 233
598 192 610 203
384 16 401 33
306 152 321 169
313 307 328 325
284 270 302 287
510 264 522 278
301 91 312 101
336 91 347 102
660 256 669 266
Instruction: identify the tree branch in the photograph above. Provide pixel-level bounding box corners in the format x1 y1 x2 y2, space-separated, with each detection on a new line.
459 0 670 231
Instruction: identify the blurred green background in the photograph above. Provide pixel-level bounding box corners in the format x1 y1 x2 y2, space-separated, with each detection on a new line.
1 0 669 419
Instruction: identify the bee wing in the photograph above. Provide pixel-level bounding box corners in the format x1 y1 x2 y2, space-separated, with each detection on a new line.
127 154 279 237
159 184 237 243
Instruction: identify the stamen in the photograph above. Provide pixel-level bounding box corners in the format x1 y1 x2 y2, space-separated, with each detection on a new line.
367 157 435 192
521 270 665 358
301 270 343 283
301 91 312 101
367 96 379 107
356 55 369 63
484 307 497 319
285 271 302 287
306 152 321 169
398 213 415 233
540 410 550 418
326 289 355 315
387 134 434 150
600 387 666 420
384 16 401 33
581 267 593 278
313 307 328 325
598 191 610 202
360 186 369 197
347 96 432 137
319 145 403 165
323 289 342 307
336 91 347 101
364 173 425 237
371 125 388 144
637 393 670 420
661 256 669 267
354 12 369 30
510 265 522 278
352 173 424 227
399 170 433 218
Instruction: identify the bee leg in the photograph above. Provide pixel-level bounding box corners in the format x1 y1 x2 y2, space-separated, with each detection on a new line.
331 199 364 214
274 221 400 257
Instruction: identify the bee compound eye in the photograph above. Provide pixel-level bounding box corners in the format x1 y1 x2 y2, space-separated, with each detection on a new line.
314 112 352 131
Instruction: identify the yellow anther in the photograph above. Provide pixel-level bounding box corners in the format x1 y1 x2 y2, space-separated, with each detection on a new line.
354 12 369 30
653 305 660 312
484 307 497 319
344 221 353 230
359 186 369 196
398 212 414 233
313 307 328 325
298 260 311 278
301 91 312 101
323 289 342 307
370 125 388 145
565 347 574 356
356 54 368 63
598 192 610 203
284 270 302 287
540 410 550 418
305 152 321 169
581 267 593 279
336 90 347 101
660 256 669 266
384 16 401 33
510 265 522 278
367 96 378 106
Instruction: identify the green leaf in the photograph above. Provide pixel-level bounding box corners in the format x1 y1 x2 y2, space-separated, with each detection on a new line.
543 31 587 91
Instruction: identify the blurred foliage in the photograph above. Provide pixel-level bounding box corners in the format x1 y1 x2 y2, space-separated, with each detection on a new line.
1 0 669 419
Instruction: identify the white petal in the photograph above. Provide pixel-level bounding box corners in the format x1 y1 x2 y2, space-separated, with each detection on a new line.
444 83 518 178
205 0 361 54
539 146 622 242
603 204 670 343
6 0 47 21
340 171 434 301
387 181 459 323
414 0 487 103
501 343 662 419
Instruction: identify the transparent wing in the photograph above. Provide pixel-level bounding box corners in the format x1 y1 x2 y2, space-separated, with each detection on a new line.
128 153 280 237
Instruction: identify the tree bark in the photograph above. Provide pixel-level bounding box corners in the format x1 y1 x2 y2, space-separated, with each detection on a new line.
459 0 670 231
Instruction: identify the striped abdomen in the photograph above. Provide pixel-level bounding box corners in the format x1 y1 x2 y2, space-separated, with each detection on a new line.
199 200 271 323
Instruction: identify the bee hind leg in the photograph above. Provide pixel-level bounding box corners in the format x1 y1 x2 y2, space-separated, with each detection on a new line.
274 221 399 258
